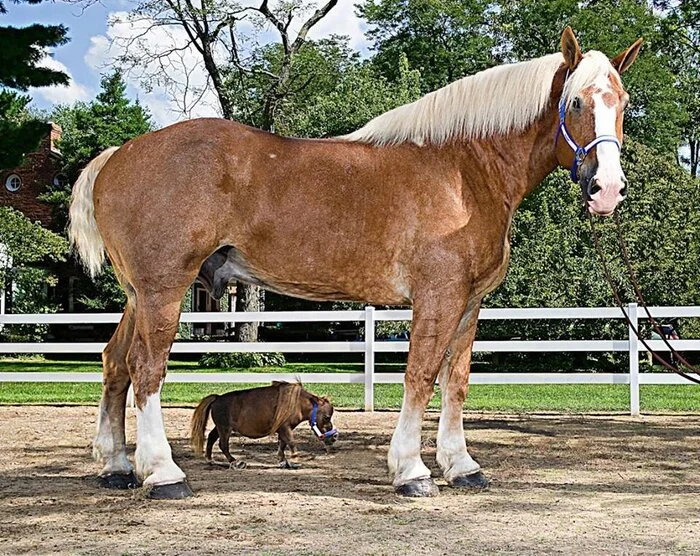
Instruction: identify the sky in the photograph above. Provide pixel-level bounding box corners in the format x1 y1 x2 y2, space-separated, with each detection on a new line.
4 0 370 126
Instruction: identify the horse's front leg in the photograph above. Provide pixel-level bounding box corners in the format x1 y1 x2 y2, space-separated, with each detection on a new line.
436 302 488 488
389 286 469 497
277 425 299 469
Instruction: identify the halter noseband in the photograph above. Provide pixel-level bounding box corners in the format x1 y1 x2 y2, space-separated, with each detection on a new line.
557 71 621 183
310 401 338 441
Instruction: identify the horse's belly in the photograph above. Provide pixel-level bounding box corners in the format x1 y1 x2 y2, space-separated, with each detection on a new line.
202 245 411 305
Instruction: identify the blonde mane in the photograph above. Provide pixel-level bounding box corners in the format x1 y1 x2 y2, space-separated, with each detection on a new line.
343 51 617 146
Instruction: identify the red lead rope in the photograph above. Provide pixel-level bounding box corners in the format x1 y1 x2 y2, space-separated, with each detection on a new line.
588 213 700 385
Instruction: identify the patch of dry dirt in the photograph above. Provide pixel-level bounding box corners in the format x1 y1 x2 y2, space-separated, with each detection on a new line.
1 406 699 555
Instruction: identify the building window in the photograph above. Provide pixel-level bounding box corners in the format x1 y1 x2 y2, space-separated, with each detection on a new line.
52 173 69 188
5 174 21 193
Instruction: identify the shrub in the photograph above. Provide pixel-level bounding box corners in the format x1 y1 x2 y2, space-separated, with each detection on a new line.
199 352 286 368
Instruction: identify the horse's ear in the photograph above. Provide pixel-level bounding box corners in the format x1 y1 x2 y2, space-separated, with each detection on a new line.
611 38 643 74
561 26 582 71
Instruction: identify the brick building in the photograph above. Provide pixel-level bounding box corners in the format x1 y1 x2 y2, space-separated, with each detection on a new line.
0 123 66 225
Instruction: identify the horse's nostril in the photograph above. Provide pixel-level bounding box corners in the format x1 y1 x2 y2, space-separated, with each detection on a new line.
589 183 602 197
620 185 628 198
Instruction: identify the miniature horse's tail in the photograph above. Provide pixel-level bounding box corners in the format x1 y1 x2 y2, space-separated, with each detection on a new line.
67 146 120 278
190 394 218 455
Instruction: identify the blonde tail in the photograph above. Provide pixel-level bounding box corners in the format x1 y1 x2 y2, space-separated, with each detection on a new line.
67 146 120 278
190 394 218 456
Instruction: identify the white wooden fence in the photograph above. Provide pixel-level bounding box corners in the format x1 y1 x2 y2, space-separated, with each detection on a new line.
1 304 699 415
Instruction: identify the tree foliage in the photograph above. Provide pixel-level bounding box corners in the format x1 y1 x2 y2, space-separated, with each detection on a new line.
0 0 68 168
0 90 48 169
359 0 496 92
230 37 421 137
53 72 153 181
0 207 67 340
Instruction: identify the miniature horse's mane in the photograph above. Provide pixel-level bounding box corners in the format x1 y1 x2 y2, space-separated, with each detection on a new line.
268 381 304 434
267 381 330 435
343 51 617 147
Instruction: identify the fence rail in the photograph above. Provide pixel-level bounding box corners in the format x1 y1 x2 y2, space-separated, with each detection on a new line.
2 304 699 415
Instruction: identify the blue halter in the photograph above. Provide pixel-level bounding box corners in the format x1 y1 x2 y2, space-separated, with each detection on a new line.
310 401 338 441
557 73 621 183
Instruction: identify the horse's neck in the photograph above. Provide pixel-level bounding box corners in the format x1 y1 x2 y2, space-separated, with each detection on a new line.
460 105 561 214
449 73 565 215
298 392 314 421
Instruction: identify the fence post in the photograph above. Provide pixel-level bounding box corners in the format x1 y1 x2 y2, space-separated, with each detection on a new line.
628 302 640 417
126 384 135 409
364 306 375 412
0 284 4 333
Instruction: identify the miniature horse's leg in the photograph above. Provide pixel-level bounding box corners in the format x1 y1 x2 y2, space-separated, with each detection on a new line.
217 425 234 463
389 284 470 497
436 303 487 488
94 298 138 489
205 428 219 461
217 425 246 469
128 285 193 498
277 425 299 469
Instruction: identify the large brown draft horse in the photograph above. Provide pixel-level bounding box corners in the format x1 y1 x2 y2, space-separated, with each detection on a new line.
68 28 641 498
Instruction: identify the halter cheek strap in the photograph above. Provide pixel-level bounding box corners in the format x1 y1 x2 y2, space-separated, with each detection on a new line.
557 78 622 183
309 401 338 441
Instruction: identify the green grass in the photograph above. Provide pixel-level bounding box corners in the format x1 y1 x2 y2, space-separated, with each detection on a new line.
1 381 700 412
2 359 700 412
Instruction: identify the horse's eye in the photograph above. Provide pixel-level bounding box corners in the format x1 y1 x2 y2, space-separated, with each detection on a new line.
572 97 582 111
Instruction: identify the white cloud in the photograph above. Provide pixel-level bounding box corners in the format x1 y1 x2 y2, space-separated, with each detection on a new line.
86 11 221 126
31 56 91 105
85 2 368 127
307 1 368 53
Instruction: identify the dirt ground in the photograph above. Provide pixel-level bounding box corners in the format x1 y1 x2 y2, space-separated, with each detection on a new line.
1 407 699 555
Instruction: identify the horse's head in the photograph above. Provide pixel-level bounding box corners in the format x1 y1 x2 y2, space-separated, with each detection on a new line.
555 26 642 216
310 396 338 445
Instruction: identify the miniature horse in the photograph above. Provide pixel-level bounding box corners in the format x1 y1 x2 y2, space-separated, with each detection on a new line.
190 382 337 469
69 27 641 498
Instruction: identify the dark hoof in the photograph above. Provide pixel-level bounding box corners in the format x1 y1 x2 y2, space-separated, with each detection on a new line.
146 481 194 500
394 477 439 497
98 471 139 490
449 471 489 489
280 460 300 470
230 460 247 470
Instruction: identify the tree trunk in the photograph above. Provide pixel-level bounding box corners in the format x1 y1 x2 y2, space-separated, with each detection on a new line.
235 283 262 342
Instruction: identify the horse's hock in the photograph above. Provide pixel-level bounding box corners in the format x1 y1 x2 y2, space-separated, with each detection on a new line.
2 406 699 554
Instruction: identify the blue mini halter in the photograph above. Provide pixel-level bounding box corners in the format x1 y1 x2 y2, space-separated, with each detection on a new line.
557 72 621 183
310 401 338 441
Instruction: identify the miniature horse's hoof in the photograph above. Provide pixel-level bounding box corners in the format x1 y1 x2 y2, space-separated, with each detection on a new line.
146 481 194 500
230 460 247 470
280 460 300 470
98 471 139 490
394 477 439 498
449 471 489 490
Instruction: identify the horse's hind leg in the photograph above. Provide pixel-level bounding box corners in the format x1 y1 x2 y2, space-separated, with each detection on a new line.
127 284 193 498
94 296 138 489
205 428 219 461
217 426 245 469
